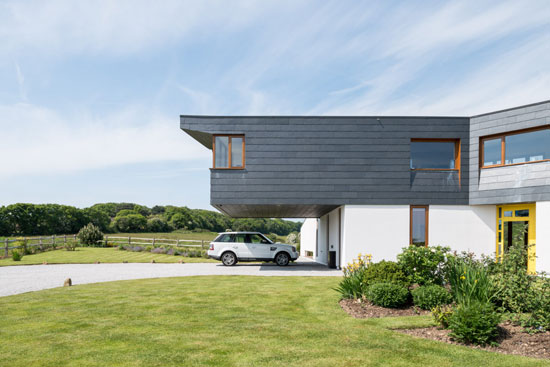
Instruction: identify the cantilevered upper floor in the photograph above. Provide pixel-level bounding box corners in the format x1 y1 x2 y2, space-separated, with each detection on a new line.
180 100 550 218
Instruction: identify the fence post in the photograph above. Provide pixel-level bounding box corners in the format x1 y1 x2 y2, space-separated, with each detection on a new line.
152 238 156 247
105 235 108 247
4 238 8 258
52 235 56 248
64 234 67 246
128 237 131 246
201 240 205 250
39 237 43 251
176 239 180 247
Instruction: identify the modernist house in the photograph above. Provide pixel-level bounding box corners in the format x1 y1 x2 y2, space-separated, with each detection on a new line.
181 100 550 273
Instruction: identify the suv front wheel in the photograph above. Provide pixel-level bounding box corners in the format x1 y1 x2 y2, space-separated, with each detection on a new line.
221 252 237 266
275 252 290 266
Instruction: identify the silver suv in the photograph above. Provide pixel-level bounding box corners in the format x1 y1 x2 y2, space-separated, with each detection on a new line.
207 232 299 266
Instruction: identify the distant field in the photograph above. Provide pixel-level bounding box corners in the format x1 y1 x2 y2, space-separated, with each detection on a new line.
108 231 219 242
1 231 290 243
0 247 216 266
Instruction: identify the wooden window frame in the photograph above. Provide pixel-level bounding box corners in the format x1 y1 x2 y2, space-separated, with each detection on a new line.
410 138 461 172
480 125 550 169
410 205 429 247
212 134 246 169
410 138 461 186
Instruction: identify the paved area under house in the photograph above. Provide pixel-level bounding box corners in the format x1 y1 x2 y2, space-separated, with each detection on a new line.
0 257 342 297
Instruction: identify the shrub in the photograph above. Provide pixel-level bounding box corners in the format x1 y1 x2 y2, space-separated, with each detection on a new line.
366 282 409 308
412 285 453 310
489 244 536 313
12 250 22 261
65 240 77 251
520 276 550 332
335 254 372 299
151 247 166 254
146 217 172 232
448 301 500 345
77 223 104 246
397 245 450 285
432 304 454 328
447 256 496 307
113 214 147 232
131 246 144 252
363 260 409 287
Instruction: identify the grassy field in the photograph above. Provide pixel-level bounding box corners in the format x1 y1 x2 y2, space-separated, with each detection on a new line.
109 230 219 241
0 276 546 367
0 247 216 266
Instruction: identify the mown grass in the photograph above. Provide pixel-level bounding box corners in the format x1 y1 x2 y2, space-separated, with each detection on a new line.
0 276 547 367
0 247 216 266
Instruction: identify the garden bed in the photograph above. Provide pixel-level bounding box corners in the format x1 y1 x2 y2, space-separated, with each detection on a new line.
339 299 429 318
397 322 550 359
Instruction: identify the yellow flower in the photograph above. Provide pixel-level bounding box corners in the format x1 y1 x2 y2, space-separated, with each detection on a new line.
475 279 478 283
460 276 466 280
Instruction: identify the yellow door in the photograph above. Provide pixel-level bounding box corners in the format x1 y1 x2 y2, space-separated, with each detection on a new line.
496 203 536 274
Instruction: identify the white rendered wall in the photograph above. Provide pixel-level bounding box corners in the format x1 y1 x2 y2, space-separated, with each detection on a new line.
536 201 550 273
316 215 328 265
300 218 317 257
341 205 410 265
429 205 496 257
316 208 342 266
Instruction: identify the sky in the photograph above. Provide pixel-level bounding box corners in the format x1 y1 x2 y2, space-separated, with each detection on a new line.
0 0 549 210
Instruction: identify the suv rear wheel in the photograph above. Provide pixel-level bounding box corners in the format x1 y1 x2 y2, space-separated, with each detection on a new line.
275 252 290 266
221 252 237 266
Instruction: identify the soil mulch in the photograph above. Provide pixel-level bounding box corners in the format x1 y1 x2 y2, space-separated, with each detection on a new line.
340 300 550 359
397 322 550 359
339 299 429 318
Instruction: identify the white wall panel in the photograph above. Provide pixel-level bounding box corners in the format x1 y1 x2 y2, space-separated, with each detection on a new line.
342 205 410 265
300 218 317 257
429 205 496 256
536 201 550 273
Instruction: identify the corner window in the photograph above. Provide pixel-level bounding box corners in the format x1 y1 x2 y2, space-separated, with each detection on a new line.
213 135 245 169
410 205 428 246
481 127 550 168
410 139 460 170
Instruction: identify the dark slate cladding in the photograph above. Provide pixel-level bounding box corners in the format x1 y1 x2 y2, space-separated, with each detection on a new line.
181 115 470 217
469 100 550 205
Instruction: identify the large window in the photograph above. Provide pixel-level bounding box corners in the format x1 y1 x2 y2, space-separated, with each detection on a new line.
410 205 428 246
481 127 550 168
213 135 245 169
410 139 460 170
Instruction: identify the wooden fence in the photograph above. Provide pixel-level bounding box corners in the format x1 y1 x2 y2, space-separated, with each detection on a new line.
3 235 208 257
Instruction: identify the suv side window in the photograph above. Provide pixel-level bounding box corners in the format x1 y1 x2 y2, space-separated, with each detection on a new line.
234 234 246 243
216 234 233 243
248 234 270 244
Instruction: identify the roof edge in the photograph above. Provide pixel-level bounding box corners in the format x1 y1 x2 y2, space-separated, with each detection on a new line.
471 99 550 118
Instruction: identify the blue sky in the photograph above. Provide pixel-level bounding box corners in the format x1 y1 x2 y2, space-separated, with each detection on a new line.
1 0 549 210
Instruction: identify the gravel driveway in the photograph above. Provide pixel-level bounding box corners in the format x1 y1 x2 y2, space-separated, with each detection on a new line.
0 258 342 297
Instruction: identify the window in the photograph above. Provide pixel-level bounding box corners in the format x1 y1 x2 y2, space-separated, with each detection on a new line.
215 234 233 243
246 234 271 244
481 127 550 168
213 135 245 169
410 139 460 170
410 206 428 246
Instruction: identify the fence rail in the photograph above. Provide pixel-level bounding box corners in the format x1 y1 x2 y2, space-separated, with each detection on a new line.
3 235 209 257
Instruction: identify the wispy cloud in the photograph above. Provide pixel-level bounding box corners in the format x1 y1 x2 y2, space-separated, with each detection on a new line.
0 103 209 178
14 62 27 102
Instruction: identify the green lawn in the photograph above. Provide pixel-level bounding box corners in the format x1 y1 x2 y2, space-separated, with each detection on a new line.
0 247 216 266
0 277 547 366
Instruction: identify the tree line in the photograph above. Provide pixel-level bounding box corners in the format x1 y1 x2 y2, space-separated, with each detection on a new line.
0 203 302 237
